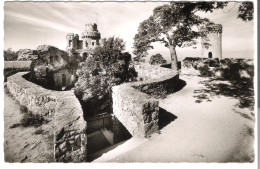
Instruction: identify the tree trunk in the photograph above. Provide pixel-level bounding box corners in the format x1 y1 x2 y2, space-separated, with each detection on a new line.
169 45 178 71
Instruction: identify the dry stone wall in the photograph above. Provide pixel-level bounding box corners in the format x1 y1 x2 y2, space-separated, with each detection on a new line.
182 57 254 79
112 64 178 138
6 72 87 162
134 63 176 81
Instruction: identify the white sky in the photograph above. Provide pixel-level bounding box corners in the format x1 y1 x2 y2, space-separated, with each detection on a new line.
4 1 254 61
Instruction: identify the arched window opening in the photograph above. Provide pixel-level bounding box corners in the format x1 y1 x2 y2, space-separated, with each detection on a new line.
208 52 212 58
85 42 88 47
69 40 72 47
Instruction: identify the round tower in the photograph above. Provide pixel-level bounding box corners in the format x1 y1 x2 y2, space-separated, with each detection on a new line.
81 23 101 50
201 24 222 59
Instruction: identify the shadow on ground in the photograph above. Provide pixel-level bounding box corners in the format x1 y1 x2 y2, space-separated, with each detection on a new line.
172 79 187 93
158 107 178 130
193 78 254 110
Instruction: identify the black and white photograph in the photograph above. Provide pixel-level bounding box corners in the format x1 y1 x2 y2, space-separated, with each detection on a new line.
1 0 257 166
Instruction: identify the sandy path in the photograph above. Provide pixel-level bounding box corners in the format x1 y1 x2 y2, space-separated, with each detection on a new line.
4 88 54 162
94 75 255 162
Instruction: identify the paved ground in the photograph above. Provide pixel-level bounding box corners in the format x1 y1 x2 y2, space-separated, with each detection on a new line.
94 74 255 162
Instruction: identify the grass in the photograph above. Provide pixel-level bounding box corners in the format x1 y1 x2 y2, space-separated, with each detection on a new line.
4 61 31 81
4 61 31 70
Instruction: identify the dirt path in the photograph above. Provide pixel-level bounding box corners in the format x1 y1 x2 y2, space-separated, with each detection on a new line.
4 88 54 162
94 75 255 162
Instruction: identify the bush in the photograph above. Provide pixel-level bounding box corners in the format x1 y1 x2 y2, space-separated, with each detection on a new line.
198 65 213 77
4 48 18 61
74 37 137 116
20 112 46 127
149 53 167 65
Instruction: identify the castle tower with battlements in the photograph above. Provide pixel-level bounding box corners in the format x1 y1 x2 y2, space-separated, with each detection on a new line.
201 24 222 59
66 23 101 56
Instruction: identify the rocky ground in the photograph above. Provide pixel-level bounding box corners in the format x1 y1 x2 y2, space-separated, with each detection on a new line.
4 86 54 162
94 73 255 162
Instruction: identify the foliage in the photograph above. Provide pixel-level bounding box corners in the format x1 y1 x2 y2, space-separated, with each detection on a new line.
237 2 254 22
74 37 137 115
4 48 18 61
149 53 167 65
20 112 46 127
198 65 213 77
133 2 227 70
11 111 47 128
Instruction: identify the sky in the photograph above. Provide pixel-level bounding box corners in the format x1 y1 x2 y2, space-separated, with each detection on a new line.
4 1 255 61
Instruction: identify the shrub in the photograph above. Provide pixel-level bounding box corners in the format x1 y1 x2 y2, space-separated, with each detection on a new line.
4 48 18 61
149 53 167 65
198 65 213 77
74 37 137 116
20 112 46 127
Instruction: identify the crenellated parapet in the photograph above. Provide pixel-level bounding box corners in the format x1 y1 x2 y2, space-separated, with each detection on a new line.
81 31 101 39
202 24 222 34
66 23 101 55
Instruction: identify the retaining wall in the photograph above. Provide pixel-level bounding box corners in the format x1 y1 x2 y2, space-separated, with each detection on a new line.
6 72 87 162
112 64 178 137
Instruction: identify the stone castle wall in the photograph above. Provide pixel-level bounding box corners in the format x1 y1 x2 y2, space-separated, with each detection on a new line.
112 64 179 137
6 72 87 162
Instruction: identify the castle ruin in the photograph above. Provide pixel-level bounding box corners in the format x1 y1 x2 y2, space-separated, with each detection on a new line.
66 23 101 59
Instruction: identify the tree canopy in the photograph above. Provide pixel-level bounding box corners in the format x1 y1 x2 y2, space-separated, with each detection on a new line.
74 37 136 116
149 53 167 65
133 1 253 71
237 2 254 22
4 48 18 61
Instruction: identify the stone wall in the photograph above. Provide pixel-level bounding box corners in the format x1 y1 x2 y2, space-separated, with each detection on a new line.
112 84 159 137
134 63 176 81
6 72 87 162
182 57 254 79
112 64 178 138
